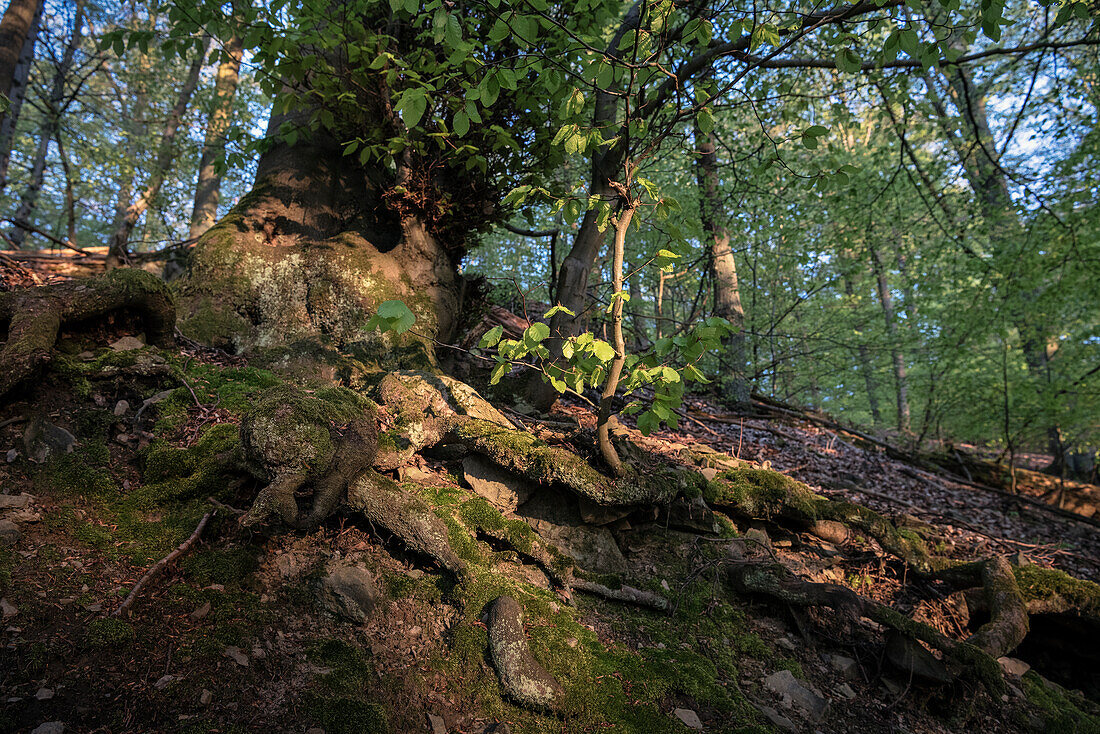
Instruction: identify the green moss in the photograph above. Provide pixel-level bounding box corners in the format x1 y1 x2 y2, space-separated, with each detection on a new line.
85 618 134 648
1013 565 1100 615
305 638 389 734
306 698 389 734
440 511 484 565
1022 671 1100 733
141 423 241 503
705 468 821 519
43 441 116 497
181 546 260 586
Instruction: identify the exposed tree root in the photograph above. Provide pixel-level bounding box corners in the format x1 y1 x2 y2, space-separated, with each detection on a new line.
572 578 670 611
0 269 175 397
345 470 465 577
486 595 565 713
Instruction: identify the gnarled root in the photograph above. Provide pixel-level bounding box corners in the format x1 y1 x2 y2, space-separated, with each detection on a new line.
726 560 1004 692
346 470 465 576
0 269 175 397
486 595 565 713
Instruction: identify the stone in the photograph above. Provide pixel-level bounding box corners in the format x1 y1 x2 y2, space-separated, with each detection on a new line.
673 707 704 730
515 490 629 575
0 493 32 509
109 336 145 351
223 646 249 666
776 636 797 651
113 400 130 416
885 632 951 684
35 687 54 700
190 602 212 621
318 562 380 623
577 497 632 526
462 455 533 513
30 723 65 734
427 712 447 734
1 598 16 618
199 689 213 705
153 675 175 690
662 496 720 534
829 654 859 680
754 704 796 732
998 656 1031 678
5 448 16 462
274 553 301 580
764 670 829 721
700 467 719 481
22 415 77 464
834 683 857 699
0 519 20 546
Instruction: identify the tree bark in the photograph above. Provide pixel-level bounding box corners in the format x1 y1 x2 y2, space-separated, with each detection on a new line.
868 243 911 433
106 42 208 269
0 0 42 193
168 34 244 271
7 0 84 249
693 121 749 405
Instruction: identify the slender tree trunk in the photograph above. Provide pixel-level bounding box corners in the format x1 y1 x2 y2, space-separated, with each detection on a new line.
106 42 208 269
842 273 882 426
54 131 75 244
8 0 83 248
693 121 749 405
868 244 911 432
186 36 243 239
627 268 650 351
0 0 42 193
596 203 633 477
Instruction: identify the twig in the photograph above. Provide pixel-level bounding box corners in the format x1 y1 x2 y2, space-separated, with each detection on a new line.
111 511 214 618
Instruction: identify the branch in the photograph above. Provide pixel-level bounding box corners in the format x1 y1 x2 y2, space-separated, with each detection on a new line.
111 511 214 617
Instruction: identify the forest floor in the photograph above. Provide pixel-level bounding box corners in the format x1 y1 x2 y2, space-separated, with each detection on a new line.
1 323 1099 734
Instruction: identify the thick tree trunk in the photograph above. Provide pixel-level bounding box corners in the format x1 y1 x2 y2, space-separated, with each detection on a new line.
175 101 461 368
868 244 911 433
0 0 42 193
7 0 83 249
693 121 749 406
106 43 207 269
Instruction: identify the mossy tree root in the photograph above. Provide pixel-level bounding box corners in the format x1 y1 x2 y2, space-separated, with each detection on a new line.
933 557 1030 658
0 269 175 398
486 595 565 713
725 560 1004 693
346 470 466 576
703 467 934 573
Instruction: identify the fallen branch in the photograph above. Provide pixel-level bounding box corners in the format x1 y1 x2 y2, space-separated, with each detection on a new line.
112 510 214 618
573 578 670 611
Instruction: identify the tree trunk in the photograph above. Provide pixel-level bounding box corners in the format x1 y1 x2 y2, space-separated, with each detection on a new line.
842 272 882 427
7 0 83 248
106 43 208 268
693 121 749 406
180 35 243 242
174 98 461 369
0 0 42 193
868 244 911 433
627 267 650 351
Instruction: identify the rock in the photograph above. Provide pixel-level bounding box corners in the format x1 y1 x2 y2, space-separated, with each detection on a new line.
764 669 829 721
153 675 175 690
223 646 249 666
35 687 54 700
829 654 859 680
11 509 41 523
0 519 20 546
274 553 301 580
577 497 632 526
700 467 719 481
199 689 213 705
190 602 212 621
515 490 628 575
318 562 380 623
30 723 65 734
0 493 32 509
22 415 77 464
662 496 720 533
427 712 447 733
834 683 857 699
5 448 16 462
1 598 16 618
113 400 130 416
462 455 533 513
776 636 797 651
109 336 145 351
998 656 1031 678
885 632 952 684
673 707 704 730
754 704 796 732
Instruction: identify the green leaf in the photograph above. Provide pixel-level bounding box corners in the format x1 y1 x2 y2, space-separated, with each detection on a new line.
479 325 504 348
453 109 470 136
523 322 550 345
374 300 416 334
543 305 575 319
592 340 616 362
490 361 508 385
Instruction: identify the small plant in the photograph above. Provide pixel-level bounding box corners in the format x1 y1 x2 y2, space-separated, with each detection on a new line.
85 618 134 648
